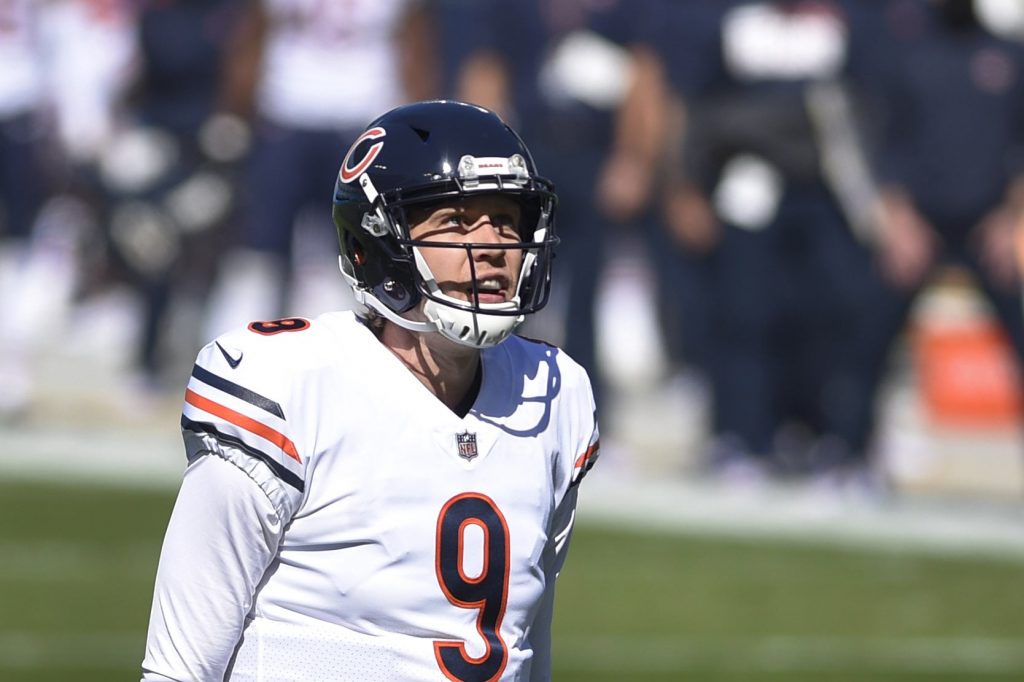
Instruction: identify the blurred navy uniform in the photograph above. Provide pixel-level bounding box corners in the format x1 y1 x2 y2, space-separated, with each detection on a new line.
656 0 880 475
824 0 1024 468
0 0 54 415
441 0 665 409
202 0 437 338
0 0 47 244
97 0 247 384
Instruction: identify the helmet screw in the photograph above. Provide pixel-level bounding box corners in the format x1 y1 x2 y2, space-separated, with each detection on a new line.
382 278 407 300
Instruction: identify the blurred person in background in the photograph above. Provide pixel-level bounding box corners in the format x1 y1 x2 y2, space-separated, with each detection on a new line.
0 0 147 418
0 0 136 417
657 0 884 488
86 0 250 391
202 0 439 339
439 0 668 412
0 0 52 417
820 0 1024 486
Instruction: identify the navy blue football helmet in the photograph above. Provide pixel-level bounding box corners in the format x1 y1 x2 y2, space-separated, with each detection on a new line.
332 100 558 348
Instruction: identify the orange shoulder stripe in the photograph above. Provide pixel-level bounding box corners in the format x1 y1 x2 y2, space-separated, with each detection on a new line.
185 389 302 464
574 439 600 469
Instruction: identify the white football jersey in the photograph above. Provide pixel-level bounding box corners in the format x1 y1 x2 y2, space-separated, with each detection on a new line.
257 0 413 129
142 311 599 681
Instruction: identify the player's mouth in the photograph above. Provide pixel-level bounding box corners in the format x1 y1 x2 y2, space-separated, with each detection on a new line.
467 276 511 304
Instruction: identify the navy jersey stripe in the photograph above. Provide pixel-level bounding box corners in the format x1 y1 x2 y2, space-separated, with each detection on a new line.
190 364 285 419
181 416 305 492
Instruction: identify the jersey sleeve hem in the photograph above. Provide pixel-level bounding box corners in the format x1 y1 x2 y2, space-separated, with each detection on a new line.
182 428 303 520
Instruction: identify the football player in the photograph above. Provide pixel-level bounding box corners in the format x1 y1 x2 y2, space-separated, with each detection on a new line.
141 100 600 681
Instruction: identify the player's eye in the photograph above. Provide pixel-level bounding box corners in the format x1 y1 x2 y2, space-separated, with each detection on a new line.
493 214 518 232
440 212 464 227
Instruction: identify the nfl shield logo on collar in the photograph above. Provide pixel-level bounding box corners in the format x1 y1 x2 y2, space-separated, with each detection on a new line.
456 430 479 461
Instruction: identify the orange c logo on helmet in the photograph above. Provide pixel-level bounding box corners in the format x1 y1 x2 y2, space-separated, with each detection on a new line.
339 127 387 183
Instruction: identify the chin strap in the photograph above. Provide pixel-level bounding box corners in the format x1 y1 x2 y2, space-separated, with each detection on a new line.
338 255 435 334
422 298 522 348
364 294 437 335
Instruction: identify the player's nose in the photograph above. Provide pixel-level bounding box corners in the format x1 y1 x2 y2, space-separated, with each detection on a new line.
467 215 507 245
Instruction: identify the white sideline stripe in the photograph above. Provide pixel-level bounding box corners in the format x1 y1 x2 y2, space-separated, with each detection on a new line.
2 428 1023 563
579 472 1024 564
556 634 1024 674
0 428 183 489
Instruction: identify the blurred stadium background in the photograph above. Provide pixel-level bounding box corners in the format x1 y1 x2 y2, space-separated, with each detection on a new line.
3 0 1024 680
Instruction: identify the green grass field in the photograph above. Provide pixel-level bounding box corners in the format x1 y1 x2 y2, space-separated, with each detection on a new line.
1 480 1022 681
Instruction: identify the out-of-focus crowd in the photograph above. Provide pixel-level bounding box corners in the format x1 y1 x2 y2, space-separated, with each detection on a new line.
3 0 1024 496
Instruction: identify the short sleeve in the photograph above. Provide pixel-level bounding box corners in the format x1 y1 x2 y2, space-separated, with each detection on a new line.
180 331 308 519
